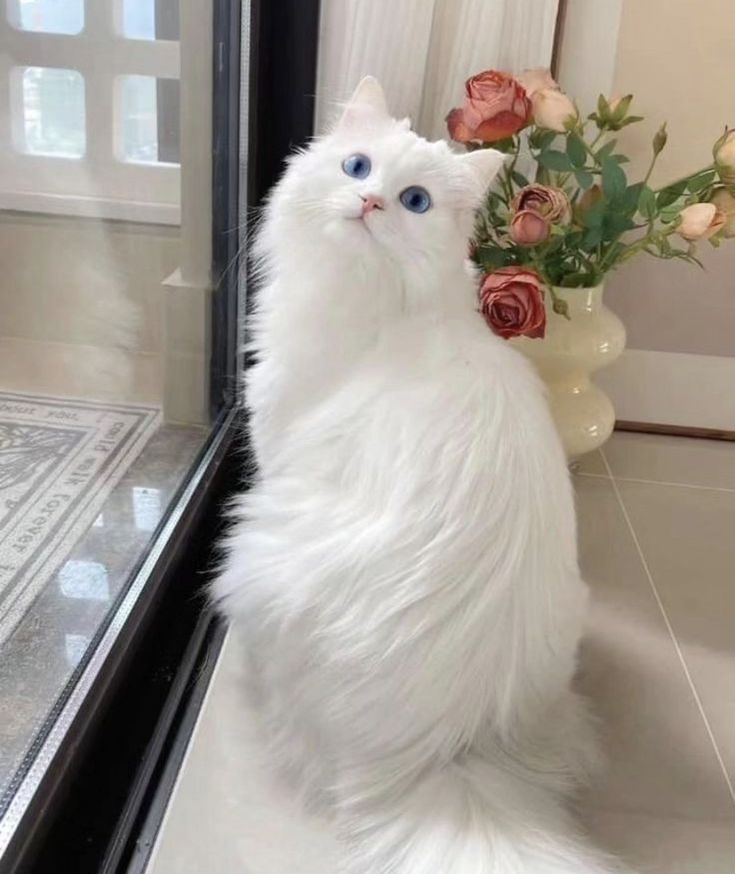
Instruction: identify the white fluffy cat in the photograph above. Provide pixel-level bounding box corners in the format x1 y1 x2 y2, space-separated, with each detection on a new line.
215 78 630 874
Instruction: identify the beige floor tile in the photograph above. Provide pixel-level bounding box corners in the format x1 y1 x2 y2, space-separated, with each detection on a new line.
584 808 735 874
603 431 735 490
615 479 735 794
574 476 735 820
574 448 608 476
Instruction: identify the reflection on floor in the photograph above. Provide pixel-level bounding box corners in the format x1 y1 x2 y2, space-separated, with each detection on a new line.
0 411 206 801
0 392 161 646
146 432 735 874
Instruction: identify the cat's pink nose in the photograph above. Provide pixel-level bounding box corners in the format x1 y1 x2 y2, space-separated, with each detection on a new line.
360 194 385 216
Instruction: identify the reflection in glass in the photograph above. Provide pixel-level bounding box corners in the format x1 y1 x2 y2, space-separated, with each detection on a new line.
122 0 180 41
132 486 162 531
58 560 110 602
9 0 84 35
118 75 180 164
21 66 86 158
64 633 90 668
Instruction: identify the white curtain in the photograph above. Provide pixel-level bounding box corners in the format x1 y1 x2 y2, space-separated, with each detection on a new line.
315 0 560 139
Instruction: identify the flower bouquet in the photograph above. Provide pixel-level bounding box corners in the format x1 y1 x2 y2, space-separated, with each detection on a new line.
446 69 735 340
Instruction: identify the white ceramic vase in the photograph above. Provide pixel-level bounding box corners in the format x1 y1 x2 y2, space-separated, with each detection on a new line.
510 283 626 459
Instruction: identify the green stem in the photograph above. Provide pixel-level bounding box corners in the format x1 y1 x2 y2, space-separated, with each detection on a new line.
641 150 661 187
507 135 522 180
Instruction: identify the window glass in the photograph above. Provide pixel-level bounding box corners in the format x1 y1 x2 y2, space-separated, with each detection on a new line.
122 0 180 41
0 0 228 828
118 75 180 164
8 0 84 35
21 67 86 158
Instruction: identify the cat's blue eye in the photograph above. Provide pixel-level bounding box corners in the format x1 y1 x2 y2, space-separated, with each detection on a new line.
342 153 371 179
400 186 432 214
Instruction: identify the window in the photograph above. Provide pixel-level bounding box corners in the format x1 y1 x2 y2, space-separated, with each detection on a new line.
0 0 243 867
0 0 182 224
19 66 86 157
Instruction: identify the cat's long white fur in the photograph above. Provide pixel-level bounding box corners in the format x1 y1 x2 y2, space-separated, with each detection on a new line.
215 78 632 873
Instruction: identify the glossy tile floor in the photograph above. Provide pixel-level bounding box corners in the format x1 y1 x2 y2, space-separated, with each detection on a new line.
0 421 207 803
147 432 735 874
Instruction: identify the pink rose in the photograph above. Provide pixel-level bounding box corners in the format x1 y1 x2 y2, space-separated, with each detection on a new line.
516 68 559 97
677 203 727 241
447 70 532 144
510 210 550 246
479 267 546 339
531 88 577 133
511 184 571 224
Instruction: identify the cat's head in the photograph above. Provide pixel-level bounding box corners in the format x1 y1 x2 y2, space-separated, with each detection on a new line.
269 78 504 273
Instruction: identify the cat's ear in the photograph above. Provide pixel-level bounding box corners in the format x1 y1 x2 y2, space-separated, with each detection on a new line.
458 149 506 201
334 76 391 133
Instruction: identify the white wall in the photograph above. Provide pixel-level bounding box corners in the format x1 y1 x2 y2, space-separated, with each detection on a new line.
557 0 735 428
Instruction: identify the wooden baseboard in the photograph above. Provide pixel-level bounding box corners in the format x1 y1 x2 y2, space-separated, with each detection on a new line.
616 421 735 442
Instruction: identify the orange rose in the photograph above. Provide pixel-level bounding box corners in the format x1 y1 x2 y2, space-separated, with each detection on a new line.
447 70 531 144
479 267 546 339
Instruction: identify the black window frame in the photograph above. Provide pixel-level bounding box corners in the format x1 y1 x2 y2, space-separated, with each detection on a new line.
0 1 321 871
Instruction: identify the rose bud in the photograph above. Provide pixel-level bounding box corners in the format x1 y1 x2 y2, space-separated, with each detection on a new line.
677 203 727 241
710 188 735 238
516 68 559 97
714 129 735 188
479 267 546 339
510 210 550 246
609 94 633 122
531 88 577 132
652 122 668 156
447 70 531 144
511 184 571 224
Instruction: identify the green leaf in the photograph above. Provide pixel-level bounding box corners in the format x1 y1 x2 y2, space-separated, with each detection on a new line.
603 213 637 239
611 154 630 164
657 182 687 208
622 181 644 213
581 227 604 249
596 140 617 161
659 205 682 223
566 134 587 168
581 198 607 228
511 170 530 188
478 246 513 271
559 271 594 288
619 116 644 127
687 170 716 193
530 129 556 151
638 185 657 219
601 157 627 201
574 168 594 190
538 149 573 172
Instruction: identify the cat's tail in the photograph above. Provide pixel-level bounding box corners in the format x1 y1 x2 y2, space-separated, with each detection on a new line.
343 753 632 874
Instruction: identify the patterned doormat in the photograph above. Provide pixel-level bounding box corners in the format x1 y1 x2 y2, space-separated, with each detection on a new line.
0 393 160 645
